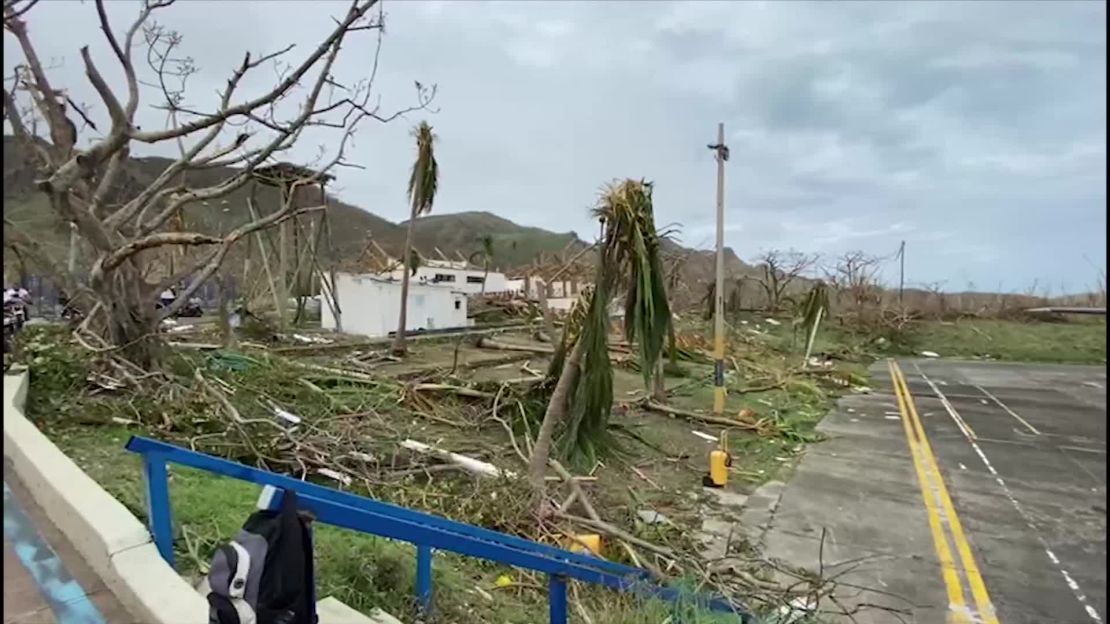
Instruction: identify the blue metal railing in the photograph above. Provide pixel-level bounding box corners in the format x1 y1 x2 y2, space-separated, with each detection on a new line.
125 436 754 623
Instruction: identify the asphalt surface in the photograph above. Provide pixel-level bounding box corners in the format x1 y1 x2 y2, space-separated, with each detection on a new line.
748 359 1106 624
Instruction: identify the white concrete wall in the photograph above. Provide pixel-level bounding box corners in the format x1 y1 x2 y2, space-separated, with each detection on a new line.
546 296 624 318
519 278 590 299
323 273 469 338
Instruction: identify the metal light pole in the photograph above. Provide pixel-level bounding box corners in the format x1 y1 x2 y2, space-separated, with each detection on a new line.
898 240 906 309
707 123 729 416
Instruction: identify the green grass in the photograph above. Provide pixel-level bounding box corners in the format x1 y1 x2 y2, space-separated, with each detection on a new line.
47 418 759 623
42 422 566 622
899 318 1106 364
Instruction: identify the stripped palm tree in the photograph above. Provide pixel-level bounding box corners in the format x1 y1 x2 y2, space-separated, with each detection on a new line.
468 234 495 295
528 179 672 487
391 121 439 356
798 280 829 367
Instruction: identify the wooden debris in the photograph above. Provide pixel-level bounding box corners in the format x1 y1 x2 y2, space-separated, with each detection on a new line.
477 337 555 354
638 398 766 431
400 439 516 479
411 383 496 400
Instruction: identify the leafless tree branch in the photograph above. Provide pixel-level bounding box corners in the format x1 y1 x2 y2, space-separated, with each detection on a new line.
3 0 435 364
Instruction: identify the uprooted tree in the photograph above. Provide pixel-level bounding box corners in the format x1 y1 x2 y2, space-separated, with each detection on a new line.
2 0 433 366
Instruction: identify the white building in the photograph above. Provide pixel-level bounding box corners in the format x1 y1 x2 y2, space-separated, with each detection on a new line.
509 277 590 299
380 258 510 295
323 272 470 338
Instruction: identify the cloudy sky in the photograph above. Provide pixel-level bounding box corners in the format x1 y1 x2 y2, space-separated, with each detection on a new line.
5 0 1105 293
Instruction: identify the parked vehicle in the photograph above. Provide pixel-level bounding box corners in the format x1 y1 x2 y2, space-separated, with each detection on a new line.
3 301 24 355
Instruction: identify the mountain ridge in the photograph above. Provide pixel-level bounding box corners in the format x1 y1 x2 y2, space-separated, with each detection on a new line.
2 136 751 289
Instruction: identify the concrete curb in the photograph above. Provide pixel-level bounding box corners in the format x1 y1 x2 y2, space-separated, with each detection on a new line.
3 372 208 624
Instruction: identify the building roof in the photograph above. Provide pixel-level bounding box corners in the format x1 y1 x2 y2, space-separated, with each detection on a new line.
334 270 468 296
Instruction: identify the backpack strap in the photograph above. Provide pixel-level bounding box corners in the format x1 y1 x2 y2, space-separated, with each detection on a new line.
207 542 258 624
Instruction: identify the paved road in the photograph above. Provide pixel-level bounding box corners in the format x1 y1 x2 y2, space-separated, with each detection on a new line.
3 469 131 624
744 359 1106 624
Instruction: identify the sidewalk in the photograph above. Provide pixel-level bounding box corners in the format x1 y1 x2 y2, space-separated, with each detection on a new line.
3 470 132 624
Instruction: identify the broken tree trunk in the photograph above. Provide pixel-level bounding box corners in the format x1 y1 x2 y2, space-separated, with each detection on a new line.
639 398 763 431
527 337 584 488
652 359 666 402
477 336 555 354
539 283 556 338
410 383 496 400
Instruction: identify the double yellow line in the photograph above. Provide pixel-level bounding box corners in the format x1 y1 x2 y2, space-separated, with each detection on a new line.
888 359 999 624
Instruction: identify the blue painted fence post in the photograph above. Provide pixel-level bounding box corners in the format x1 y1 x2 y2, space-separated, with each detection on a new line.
141 454 174 567
416 544 433 615
549 575 568 624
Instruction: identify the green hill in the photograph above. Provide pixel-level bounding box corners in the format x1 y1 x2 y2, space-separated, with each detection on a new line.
404 211 583 269
2 136 750 289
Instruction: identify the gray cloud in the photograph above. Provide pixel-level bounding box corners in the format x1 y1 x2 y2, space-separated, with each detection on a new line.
4 0 1105 292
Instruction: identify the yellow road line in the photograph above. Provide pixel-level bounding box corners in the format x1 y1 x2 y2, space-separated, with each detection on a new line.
892 360 1000 624
887 360 970 624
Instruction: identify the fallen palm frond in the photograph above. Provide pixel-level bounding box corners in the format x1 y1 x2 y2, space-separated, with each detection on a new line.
560 277 616 465
607 180 671 390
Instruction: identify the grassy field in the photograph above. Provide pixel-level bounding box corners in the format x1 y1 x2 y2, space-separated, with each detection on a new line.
899 317 1106 364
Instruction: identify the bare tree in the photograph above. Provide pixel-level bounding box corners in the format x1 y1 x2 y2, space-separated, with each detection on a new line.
754 249 818 313
919 281 948 319
2 0 433 365
823 251 882 321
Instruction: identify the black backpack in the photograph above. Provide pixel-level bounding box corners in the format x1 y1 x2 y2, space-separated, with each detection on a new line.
202 490 317 624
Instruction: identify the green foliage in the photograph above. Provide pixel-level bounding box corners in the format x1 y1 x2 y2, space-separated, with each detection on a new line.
468 234 495 266
594 179 672 388
559 278 615 466
13 326 90 418
546 179 675 464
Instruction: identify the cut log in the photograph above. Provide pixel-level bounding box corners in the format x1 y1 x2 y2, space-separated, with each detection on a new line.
400 439 516 479
411 383 496 400
477 337 555 354
638 398 762 431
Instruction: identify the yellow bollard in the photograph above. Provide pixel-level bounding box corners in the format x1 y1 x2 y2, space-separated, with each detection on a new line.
568 534 601 556
703 430 732 488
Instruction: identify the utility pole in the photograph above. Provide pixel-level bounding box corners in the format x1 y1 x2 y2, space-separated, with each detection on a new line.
707 123 729 416
898 240 905 308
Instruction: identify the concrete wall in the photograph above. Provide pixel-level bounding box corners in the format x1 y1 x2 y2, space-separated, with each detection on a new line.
546 296 624 318
323 273 469 338
517 278 590 299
